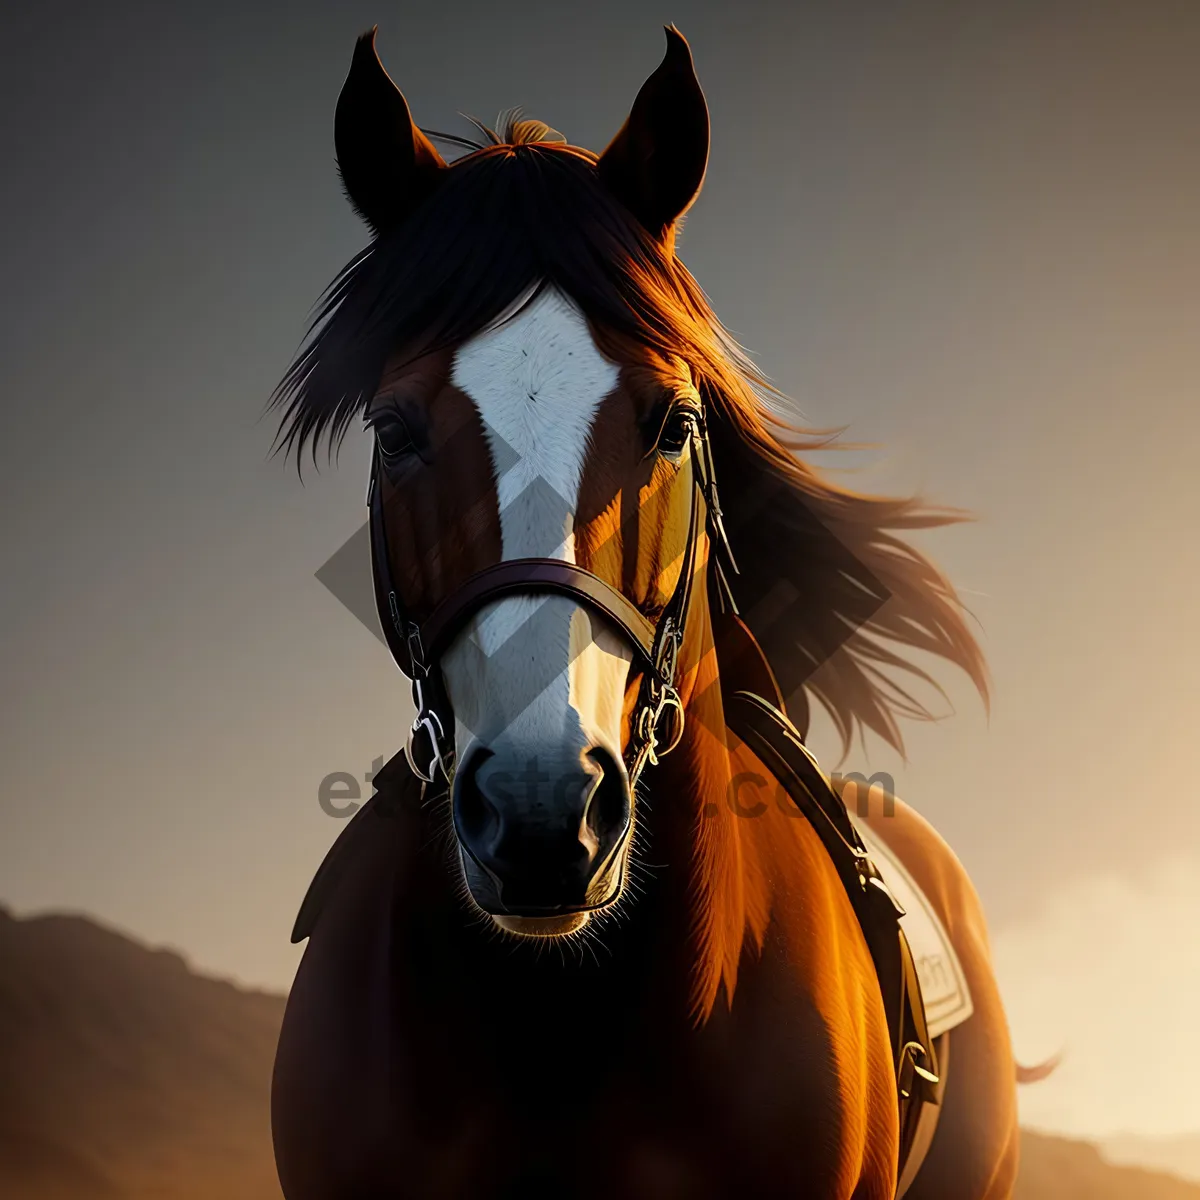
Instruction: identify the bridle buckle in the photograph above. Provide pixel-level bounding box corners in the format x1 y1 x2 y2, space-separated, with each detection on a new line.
655 616 682 684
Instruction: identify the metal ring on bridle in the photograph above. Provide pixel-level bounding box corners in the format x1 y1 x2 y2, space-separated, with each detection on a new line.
637 686 685 767
404 708 446 784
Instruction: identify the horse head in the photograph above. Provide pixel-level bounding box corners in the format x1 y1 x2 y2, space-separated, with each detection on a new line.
271 24 988 958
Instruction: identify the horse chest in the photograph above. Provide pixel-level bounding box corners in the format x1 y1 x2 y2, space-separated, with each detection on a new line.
384 939 869 1199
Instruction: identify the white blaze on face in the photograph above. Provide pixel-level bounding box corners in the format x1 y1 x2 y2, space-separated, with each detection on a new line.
440 286 635 765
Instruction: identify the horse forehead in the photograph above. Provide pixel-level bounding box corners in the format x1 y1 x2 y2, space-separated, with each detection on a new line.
449 288 620 520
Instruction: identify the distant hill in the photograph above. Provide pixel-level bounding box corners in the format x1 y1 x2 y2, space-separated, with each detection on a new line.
1104 1133 1200 1186
1016 1131 1200 1199
0 905 284 1199
0 903 1195 1199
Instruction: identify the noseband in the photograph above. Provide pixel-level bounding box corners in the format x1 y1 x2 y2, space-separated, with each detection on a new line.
367 411 737 789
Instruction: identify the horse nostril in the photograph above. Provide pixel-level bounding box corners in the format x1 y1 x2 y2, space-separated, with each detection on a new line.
583 745 631 850
451 742 633 913
455 747 499 851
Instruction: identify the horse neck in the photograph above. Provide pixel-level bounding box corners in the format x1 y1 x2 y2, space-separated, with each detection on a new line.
651 574 828 1024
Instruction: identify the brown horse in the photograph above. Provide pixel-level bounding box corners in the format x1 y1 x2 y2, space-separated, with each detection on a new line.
269 26 1035 1199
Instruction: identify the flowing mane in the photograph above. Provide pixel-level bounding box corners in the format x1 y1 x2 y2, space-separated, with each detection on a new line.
270 129 987 757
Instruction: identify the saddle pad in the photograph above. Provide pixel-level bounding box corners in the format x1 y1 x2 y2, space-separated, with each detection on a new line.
849 814 974 1039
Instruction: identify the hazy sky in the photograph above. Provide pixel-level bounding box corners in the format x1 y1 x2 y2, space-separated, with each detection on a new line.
1 0 1198 1143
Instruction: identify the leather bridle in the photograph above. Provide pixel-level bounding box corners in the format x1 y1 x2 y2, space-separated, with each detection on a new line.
366 408 737 790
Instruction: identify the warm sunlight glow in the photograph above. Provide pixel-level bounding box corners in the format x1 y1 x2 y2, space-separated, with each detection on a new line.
995 854 1200 1139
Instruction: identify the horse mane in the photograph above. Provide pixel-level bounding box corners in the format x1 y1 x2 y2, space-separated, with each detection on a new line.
423 109 569 153
269 133 988 757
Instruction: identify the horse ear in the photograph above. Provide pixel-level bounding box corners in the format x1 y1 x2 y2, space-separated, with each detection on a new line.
335 28 447 234
597 26 710 251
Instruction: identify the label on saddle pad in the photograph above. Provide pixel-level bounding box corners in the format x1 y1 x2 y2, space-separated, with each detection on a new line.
848 814 975 1039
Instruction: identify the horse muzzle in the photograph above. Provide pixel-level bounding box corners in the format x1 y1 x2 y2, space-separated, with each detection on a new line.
451 740 632 917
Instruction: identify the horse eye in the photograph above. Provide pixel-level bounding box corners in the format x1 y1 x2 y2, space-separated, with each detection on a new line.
656 407 699 460
373 415 415 462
